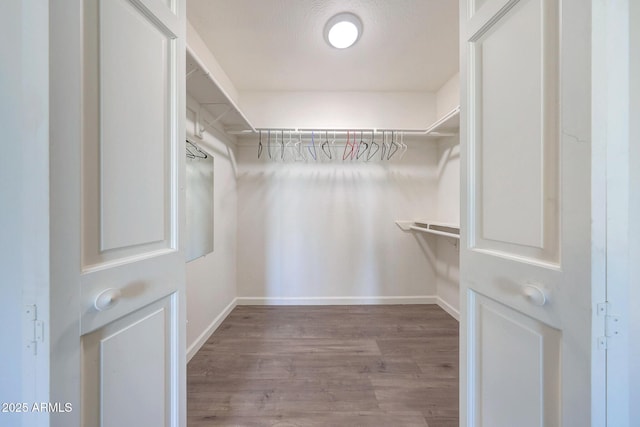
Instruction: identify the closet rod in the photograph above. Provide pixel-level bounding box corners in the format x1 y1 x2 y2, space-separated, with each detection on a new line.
254 128 430 135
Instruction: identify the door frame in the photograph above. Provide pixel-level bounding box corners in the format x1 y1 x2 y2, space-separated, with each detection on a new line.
0 1 51 427
591 0 638 425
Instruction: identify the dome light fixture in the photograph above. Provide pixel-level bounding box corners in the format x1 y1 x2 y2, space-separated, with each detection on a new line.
324 12 363 49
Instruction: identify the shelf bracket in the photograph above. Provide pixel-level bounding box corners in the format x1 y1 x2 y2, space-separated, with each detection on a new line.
192 102 237 140
203 104 233 125
186 65 199 80
194 104 234 138
195 106 205 139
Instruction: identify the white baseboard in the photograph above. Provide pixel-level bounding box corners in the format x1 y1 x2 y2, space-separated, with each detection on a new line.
236 295 439 306
436 296 460 321
187 297 237 362
237 295 459 320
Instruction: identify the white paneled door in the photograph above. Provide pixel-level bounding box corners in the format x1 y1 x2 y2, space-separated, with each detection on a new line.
50 0 186 426
460 0 598 426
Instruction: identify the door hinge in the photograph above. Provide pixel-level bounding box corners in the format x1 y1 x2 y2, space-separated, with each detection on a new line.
25 305 44 356
597 302 620 350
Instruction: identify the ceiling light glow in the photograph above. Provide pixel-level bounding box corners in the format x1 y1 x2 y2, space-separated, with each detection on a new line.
328 21 358 48
324 13 362 49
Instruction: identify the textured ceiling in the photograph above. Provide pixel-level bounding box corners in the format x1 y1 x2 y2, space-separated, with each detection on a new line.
187 0 459 92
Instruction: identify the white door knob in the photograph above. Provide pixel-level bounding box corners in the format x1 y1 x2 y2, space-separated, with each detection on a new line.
523 284 547 306
94 288 122 311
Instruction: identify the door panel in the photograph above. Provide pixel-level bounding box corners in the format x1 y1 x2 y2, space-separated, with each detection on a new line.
82 295 176 427
99 0 172 252
83 0 178 267
471 0 559 263
469 291 561 427
460 0 594 425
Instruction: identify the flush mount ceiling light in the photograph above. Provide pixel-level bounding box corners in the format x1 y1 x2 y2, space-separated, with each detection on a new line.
324 12 363 49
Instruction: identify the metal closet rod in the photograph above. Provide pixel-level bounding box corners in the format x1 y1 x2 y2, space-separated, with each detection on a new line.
255 128 429 135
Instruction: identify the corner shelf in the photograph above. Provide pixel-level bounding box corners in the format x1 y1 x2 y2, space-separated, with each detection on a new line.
186 46 255 138
425 106 460 137
396 220 460 240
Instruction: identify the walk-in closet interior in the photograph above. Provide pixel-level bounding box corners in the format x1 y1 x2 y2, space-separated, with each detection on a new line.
13 0 631 424
183 1 461 424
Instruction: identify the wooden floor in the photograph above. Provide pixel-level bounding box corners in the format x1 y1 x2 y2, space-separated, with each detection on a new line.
187 305 459 427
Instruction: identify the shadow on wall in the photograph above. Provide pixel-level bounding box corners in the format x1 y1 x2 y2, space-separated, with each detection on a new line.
236 145 440 300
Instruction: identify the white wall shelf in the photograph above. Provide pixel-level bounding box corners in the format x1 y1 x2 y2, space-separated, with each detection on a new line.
425 106 460 137
396 220 460 240
186 46 255 138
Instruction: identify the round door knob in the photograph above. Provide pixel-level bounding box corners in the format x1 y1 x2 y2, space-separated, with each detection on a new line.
523 284 547 306
94 288 122 311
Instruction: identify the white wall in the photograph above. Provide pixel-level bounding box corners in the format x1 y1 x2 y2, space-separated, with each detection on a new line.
434 72 461 318
185 105 238 360
435 136 461 317
436 137 461 225
235 139 440 303
240 91 436 130
0 2 50 426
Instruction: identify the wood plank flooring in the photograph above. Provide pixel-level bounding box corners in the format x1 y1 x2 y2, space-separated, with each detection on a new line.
188 305 459 427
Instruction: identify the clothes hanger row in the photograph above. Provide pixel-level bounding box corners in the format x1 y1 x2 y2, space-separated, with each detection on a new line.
186 139 208 160
256 130 408 162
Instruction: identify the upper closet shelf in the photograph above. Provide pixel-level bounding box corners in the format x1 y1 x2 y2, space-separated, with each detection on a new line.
425 106 460 137
396 220 460 239
186 47 255 138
